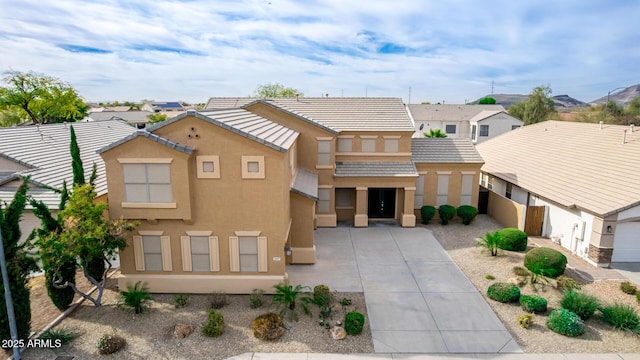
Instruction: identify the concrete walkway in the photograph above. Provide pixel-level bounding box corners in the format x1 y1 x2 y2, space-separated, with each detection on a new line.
287 227 519 354
229 353 640 359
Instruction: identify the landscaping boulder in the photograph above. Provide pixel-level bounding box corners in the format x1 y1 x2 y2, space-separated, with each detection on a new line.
329 326 347 340
174 323 194 339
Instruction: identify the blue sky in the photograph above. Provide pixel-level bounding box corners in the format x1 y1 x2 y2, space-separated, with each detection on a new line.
1 0 638 104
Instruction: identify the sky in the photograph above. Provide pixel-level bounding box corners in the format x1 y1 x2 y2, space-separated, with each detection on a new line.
1 0 639 105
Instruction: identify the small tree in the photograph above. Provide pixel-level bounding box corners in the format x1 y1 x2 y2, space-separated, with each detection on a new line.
478 97 496 104
254 83 303 98
146 113 167 124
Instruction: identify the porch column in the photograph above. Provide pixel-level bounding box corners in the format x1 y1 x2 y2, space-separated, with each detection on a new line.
402 187 417 227
354 187 368 227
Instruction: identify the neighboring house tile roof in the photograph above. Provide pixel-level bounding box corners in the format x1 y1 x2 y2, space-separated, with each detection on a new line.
335 161 418 177
148 109 299 153
97 130 194 155
408 104 505 122
206 97 415 132
205 97 257 109
476 120 640 217
0 120 136 208
291 168 319 201
412 138 484 163
150 101 184 109
87 111 152 123
469 110 520 123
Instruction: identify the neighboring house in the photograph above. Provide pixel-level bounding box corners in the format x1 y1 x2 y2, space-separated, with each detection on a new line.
0 121 136 243
407 104 516 140
476 120 640 267
100 97 484 294
469 110 523 144
87 111 153 128
142 101 185 113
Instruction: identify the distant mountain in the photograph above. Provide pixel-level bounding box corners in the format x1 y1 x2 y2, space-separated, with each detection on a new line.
590 84 640 106
472 94 588 109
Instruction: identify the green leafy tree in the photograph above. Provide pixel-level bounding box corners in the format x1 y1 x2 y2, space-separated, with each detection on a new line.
0 70 88 125
508 85 556 125
0 178 38 340
146 113 167 124
423 128 448 138
254 83 303 98
0 107 23 127
478 97 497 104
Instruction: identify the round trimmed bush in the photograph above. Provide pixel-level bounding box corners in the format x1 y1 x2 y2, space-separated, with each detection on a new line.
520 294 548 314
420 206 436 225
496 228 528 251
560 290 600 320
252 313 286 340
487 282 520 303
456 205 478 225
438 205 456 225
344 311 365 335
546 309 584 337
524 247 567 279
313 284 332 307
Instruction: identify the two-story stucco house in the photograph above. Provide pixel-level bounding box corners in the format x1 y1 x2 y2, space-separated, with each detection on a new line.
100 98 484 294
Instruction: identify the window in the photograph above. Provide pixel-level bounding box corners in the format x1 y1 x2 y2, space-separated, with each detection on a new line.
317 140 331 165
445 125 457 134
479 125 489 137
142 235 163 271
487 176 494 190
241 156 265 179
239 236 258 272
190 236 211 272
196 155 220 179
337 137 353 152
384 138 399 153
437 173 450 206
414 174 425 209
133 233 172 272
123 163 172 203
460 174 474 205
471 125 477 141
317 188 331 213
506 183 513 199
361 138 376 153
511 125 521 130
181 233 219 272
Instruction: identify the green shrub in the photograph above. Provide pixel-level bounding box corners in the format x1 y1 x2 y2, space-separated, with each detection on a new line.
39 327 78 345
45 263 76 311
512 266 530 277
524 247 567 279
456 205 478 225
202 309 225 337
438 205 456 225
174 294 189 309
344 311 365 335
313 284 332 307
420 206 437 225
477 231 501 256
560 290 600 320
637 293 640 305
620 281 638 295
485 274 495 280
517 313 535 329
210 291 229 309
557 276 581 291
600 303 640 332
249 289 264 309
119 281 152 314
546 309 584 337
496 228 528 251
487 282 520 303
520 294 547 314
96 334 126 354
252 313 285 340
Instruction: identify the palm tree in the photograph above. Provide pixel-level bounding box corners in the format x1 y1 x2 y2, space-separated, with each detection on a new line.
423 128 448 138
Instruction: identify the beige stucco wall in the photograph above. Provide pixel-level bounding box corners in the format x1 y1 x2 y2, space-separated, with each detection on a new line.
487 191 525 229
414 162 482 210
0 157 29 171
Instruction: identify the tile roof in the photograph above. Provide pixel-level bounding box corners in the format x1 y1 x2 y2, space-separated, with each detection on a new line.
88 111 152 123
205 97 415 132
476 120 640 217
0 120 136 208
469 110 521 123
97 130 194 155
148 109 298 152
408 104 505 122
290 168 318 201
335 161 418 177
412 138 484 163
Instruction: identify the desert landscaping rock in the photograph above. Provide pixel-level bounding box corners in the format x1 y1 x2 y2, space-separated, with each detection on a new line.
174 323 195 339
329 326 347 340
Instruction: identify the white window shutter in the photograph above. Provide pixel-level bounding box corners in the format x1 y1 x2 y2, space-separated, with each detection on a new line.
209 236 220 272
133 236 145 271
161 236 172 271
257 236 268 272
180 236 192 272
229 236 240 272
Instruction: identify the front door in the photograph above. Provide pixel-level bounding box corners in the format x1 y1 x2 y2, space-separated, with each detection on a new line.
368 188 396 218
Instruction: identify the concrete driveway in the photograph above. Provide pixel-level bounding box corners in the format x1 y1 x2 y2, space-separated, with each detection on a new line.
287 227 520 354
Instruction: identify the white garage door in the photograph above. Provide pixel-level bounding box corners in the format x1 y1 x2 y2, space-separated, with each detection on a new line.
612 221 640 262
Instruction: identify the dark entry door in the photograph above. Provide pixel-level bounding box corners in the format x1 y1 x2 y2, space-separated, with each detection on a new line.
368 188 396 218
478 187 489 214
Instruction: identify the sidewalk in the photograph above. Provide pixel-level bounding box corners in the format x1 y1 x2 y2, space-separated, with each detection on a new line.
230 352 640 359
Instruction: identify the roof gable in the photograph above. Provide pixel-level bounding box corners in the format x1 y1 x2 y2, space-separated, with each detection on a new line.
408 104 505 122
97 130 194 155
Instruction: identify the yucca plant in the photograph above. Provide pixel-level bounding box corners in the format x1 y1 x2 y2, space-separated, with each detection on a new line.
119 281 152 314
271 280 312 322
